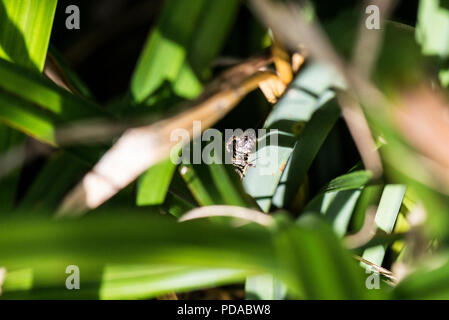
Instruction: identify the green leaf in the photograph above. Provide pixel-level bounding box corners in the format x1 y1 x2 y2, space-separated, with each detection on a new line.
172 0 239 98
416 0 449 58
129 0 254 243
300 171 374 237
130 0 206 102
0 0 57 71
272 100 341 209
131 0 239 102
377 124 449 237
393 254 449 299
0 58 105 122
178 138 257 208
323 170 373 193
325 8 424 90
162 191 196 218
0 89 56 144
243 62 343 212
304 189 362 238
275 215 376 299
0 0 58 211
2 264 249 300
374 21 425 91
137 158 177 206
0 59 110 145
0 211 376 299
362 184 406 266
100 265 249 300
415 0 449 88
0 213 271 300
350 185 383 232
180 161 257 208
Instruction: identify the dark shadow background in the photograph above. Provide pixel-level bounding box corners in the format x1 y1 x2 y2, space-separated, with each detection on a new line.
50 0 419 104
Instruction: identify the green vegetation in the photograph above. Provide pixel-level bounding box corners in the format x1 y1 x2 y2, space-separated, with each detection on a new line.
1 0 449 300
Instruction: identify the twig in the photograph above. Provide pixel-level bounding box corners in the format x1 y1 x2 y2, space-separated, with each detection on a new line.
44 53 73 93
57 57 276 216
354 255 398 284
179 205 274 226
337 91 383 177
344 207 377 249
249 0 345 73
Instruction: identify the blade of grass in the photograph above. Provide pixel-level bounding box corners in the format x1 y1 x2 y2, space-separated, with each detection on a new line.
303 189 362 238
0 89 57 144
323 170 373 193
0 211 376 299
137 158 177 206
272 99 341 209
0 0 57 71
100 265 249 300
243 62 342 212
362 184 406 266
172 0 239 98
162 191 196 218
0 0 58 211
130 0 206 102
300 170 373 237
131 0 239 103
179 150 257 208
349 184 383 233
2 264 250 300
0 58 106 122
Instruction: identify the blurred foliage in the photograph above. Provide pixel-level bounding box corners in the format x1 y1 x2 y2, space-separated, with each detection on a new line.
1 0 449 301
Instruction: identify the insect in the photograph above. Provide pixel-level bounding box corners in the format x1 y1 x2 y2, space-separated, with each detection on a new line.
226 130 257 179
